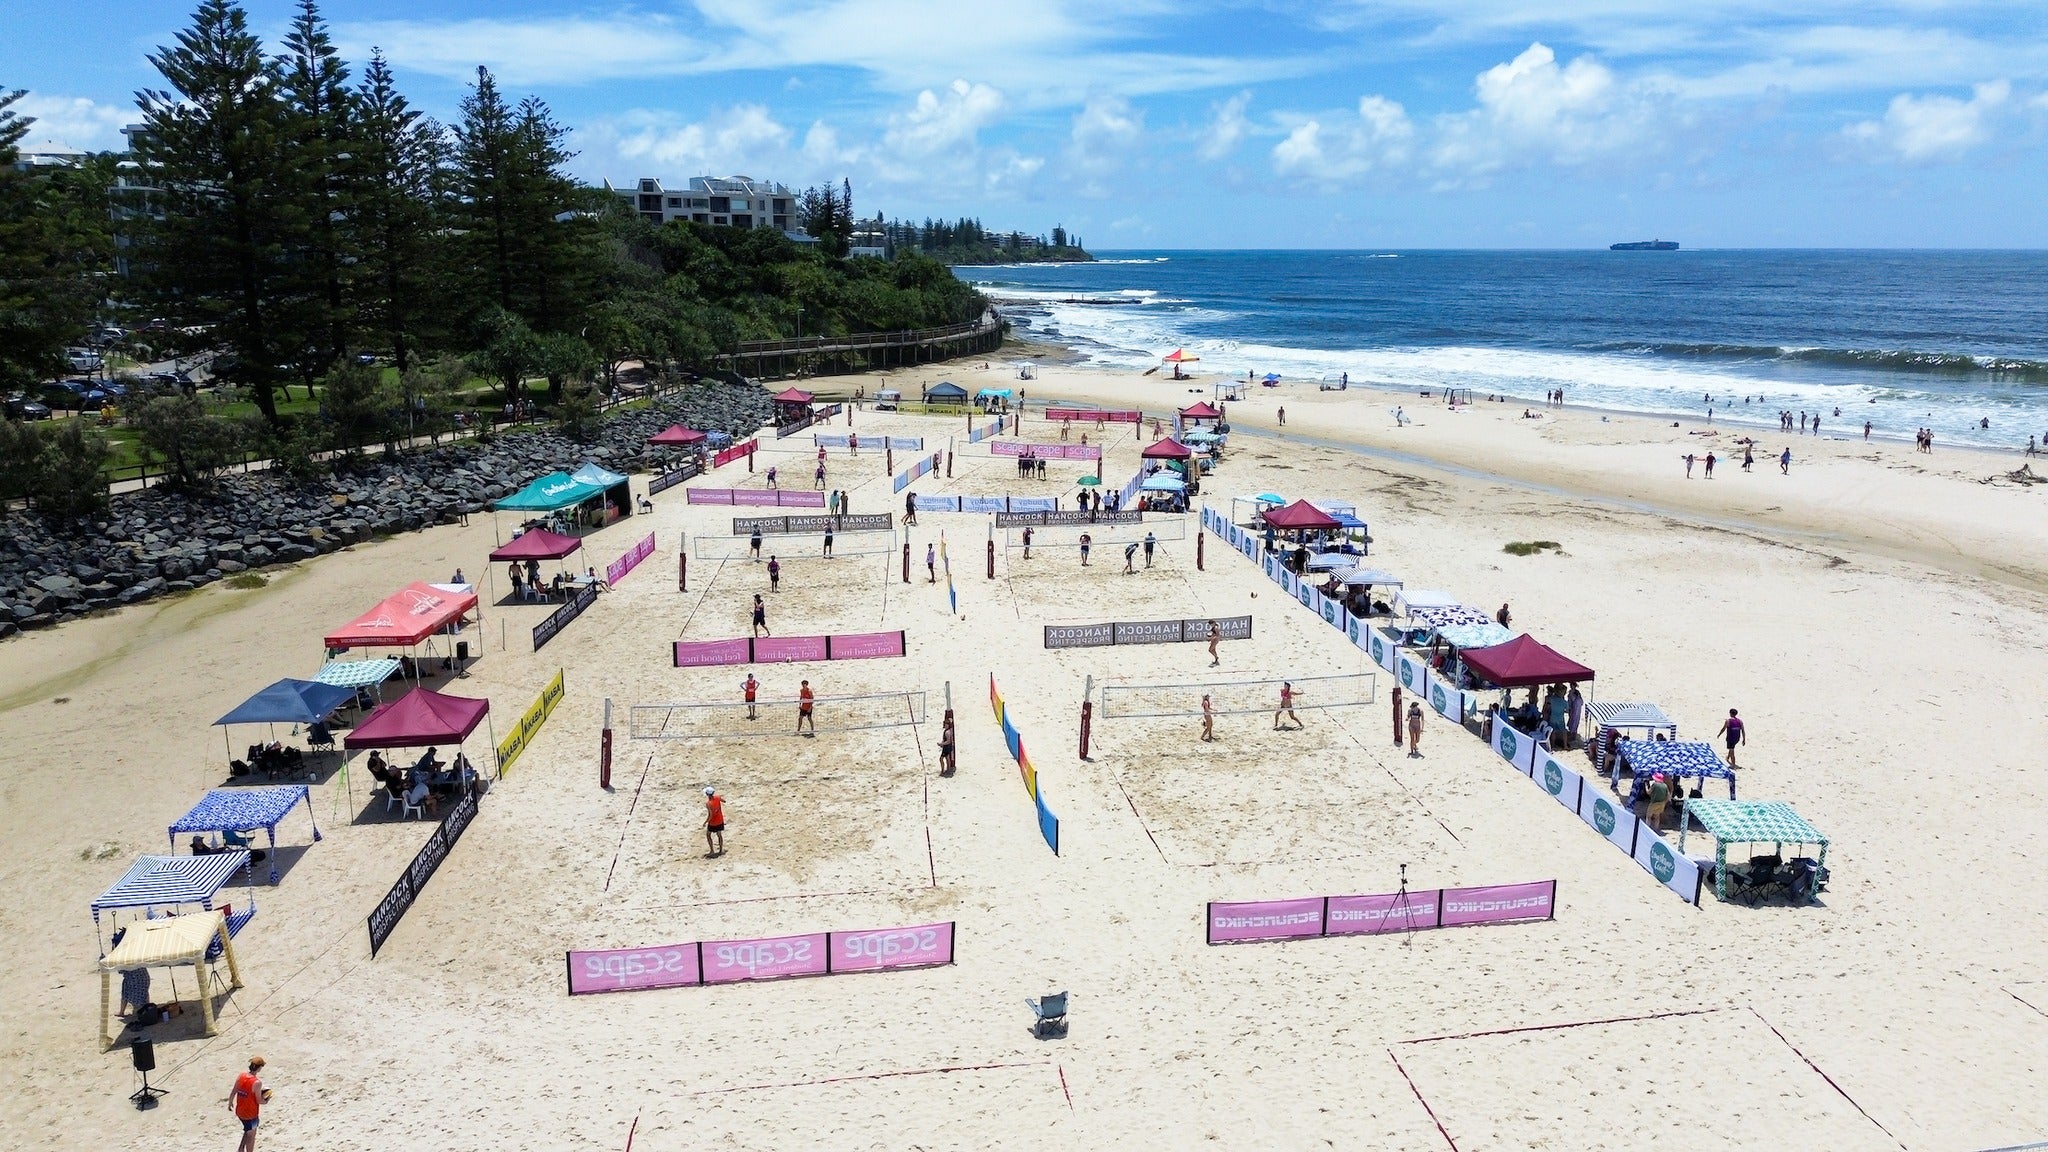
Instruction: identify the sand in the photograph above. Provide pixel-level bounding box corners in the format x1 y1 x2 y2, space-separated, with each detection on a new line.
4 359 2048 1150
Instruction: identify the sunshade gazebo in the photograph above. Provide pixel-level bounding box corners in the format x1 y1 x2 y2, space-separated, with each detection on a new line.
97 911 244 1049
488 528 584 563
342 687 493 817
1459 634 1595 688
93 851 255 954
924 381 968 406
647 424 706 447
1679 799 1830 901
1261 499 1341 531
167 787 321 885
1612 739 1734 803
1178 400 1222 421
1141 437 1194 461
1163 349 1198 378
1140 473 1186 492
323 582 477 660
493 471 596 514
1586 702 1678 775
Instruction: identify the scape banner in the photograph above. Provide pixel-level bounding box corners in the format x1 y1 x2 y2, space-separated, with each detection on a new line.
990 441 1101 460
565 921 955 995
712 438 757 469
605 533 656 586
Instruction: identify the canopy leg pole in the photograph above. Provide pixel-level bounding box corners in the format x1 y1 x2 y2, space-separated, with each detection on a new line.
197 958 218 1036
101 970 112 1050
266 825 279 885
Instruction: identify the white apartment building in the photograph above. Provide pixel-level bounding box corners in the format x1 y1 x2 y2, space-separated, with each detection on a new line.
604 175 802 236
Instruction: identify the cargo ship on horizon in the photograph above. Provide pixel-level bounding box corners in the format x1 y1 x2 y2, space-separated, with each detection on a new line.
1610 239 1680 251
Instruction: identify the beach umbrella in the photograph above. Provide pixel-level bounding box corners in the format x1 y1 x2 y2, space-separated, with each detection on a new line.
1254 492 1285 505
1162 349 1199 364
1262 372 1281 384
1075 475 1101 487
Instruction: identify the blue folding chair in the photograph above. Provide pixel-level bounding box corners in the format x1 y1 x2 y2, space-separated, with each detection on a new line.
1026 992 1068 1039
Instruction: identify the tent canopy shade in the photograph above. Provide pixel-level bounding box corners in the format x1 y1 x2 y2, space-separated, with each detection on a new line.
324 582 477 650
1431 621 1515 649
100 911 231 970
1305 552 1357 572
1178 401 1222 419
489 529 584 562
1334 567 1401 587
925 381 968 401
572 461 629 488
343 687 490 749
93 852 250 918
772 387 814 403
647 424 706 446
493 471 600 513
1141 473 1186 492
1140 437 1194 460
167 786 319 884
1163 349 1198 363
313 658 401 689
1409 604 1497 630
1460 634 1595 688
214 679 355 726
1395 588 1459 615
1253 492 1285 505
1261 499 1341 529
1587 701 1676 731
976 388 1012 400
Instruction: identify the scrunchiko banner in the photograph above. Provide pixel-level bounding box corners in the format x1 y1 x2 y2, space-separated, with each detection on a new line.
564 921 955 995
1206 881 1555 944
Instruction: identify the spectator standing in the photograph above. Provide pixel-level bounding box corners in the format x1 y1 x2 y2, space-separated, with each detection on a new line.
230 1056 270 1152
1717 708 1746 768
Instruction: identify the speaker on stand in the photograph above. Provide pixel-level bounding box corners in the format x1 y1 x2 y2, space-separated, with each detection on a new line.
129 1033 166 1109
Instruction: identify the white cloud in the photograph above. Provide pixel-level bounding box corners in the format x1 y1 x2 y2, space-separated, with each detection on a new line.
14 93 129 151
1199 91 1251 160
1429 42 1667 179
803 121 861 167
1271 96 1414 183
1844 80 2009 161
882 80 1006 159
338 18 703 85
596 104 794 175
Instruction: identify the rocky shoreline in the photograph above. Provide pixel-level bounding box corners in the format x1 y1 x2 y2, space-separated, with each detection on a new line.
0 384 774 638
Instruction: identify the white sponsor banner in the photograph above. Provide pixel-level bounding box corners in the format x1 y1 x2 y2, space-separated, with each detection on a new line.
1495 723 1542 777
1345 613 1367 653
1367 629 1397 672
1633 827 1703 904
1395 651 1429 697
1425 672 1462 723
1530 746 1582 811
1576 781 1641 856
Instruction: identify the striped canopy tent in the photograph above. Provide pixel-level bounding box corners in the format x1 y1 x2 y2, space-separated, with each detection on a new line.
647 424 706 446
488 528 583 562
92 850 255 963
1395 588 1458 616
167 786 320 885
97 911 244 1049
1333 566 1401 588
1586 701 1678 775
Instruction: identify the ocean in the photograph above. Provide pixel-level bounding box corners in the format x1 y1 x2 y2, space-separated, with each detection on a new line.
972 250 2048 449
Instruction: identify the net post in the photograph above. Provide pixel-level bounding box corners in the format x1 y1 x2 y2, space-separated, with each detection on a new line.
600 698 613 790
887 446 894 474
678 545 687 592
946 448 953 478
901 541 910 584
1392 684 1404 746
1079 675 1093 761
1196 527 1205 571
986 537 994 579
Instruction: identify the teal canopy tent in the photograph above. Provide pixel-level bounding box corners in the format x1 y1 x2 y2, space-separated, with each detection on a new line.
494 472 599 513
1679 798 1830 901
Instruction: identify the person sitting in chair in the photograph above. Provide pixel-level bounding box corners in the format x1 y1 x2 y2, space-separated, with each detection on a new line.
405 775 440 817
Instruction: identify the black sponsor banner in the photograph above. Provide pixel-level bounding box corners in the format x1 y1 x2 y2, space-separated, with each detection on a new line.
732 513 894 535
368 787 480 957
648 460 700 494
993 509 1144 527
1043 615 1251 649
775 414 816 438
532 582 600 652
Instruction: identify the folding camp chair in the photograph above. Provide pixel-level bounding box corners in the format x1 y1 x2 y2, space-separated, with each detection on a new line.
1731 854 1783 905
1026 992 1068 1039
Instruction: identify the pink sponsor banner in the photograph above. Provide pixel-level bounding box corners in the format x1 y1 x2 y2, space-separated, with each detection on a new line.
829 921 954 973
712 439 757 468
1325 890 1442 936
754 635 829 662
829 630 906 660
1046 408 1142 424
990 441 1103 461
1438 881 1556 927
1206 897 1326 944
699 931 832 984
777 491 826 508
685 487 735 505
674 637 753 667
605 532 656 586
565 942 701 996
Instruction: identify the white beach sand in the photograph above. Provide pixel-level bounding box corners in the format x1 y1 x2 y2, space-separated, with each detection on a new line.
4 360 2047 1150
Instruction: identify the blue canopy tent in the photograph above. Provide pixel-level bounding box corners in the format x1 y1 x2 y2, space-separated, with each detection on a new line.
168 787 320 885
1614 739 1735 804
214 678 356 769
92 851 255 953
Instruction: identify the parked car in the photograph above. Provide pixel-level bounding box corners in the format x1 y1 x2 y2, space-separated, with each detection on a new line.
40 380 106 411
4 395 53 420
354 352 380 366
65 348 103 372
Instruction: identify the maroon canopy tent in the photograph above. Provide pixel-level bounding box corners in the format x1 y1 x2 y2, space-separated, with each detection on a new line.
771 387 815 404
1140 437 1194 460
1261 499 1342 530
648 424 706 446
1459 634 1595 687
1178 401 1222 420
344 687 490 748
488 529 584 562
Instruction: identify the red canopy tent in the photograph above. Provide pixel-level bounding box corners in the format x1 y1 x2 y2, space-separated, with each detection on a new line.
771 388 814 404
1261 499 1342 530
1141 437 1194 460
488 529 583 562
324 583 477 651
1178 401 1222 420
1459 634 1595 687
648 424 706 446
344 687 490 748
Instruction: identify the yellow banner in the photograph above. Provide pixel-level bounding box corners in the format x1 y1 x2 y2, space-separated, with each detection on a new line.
496 668 566 776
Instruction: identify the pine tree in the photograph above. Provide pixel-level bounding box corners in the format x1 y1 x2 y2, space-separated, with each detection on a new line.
133 0 310 422
278 0 354 387
0 87 110 394
350 49 446 371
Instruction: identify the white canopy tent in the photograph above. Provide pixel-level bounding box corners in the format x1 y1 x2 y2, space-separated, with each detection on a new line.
97 912 244 1049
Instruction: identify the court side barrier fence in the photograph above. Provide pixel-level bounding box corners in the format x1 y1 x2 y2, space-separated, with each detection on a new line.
532 582 599 651
1045 615 1250 650
990 441 1101 460
967 414 1009 444
647 459 701 495
687 487 825 508
604 533 656 586
496 668 567 775
367 786 481 957
990 676 1060 855
993 509 1142 527
566 921 955 994
812 434 923 450
891 451 942 493
912 494 1057 514
1207 881 1556 944
732 513 895 534
673 630 906 667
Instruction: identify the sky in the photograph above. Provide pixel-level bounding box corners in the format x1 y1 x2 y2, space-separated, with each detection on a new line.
8 0 2048 248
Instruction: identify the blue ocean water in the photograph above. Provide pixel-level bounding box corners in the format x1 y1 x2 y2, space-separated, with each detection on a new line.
972 250 2048 449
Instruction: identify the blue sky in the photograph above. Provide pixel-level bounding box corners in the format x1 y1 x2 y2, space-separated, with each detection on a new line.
9 0 2048 247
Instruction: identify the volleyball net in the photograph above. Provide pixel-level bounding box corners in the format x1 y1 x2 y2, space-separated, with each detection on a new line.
629 690 927 739
1003 517 1187 551
693 531 896 559
1098 672 1376 719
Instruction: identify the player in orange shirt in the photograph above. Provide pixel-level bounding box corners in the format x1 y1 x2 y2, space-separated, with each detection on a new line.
230 1055 270 1151
797 680 816 737
704 787 725 857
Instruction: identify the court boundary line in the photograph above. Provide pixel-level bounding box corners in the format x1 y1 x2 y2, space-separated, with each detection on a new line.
603 751 657 893
686 1058 1055 1096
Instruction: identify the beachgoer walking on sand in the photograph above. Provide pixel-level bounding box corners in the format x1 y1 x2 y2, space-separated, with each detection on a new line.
1684 452 1695 478
1865 421 1873 441
1780 448 1792 474
926 544 937 583
1143 531 1157 567
1201 693 1215 742
767 555 780 592
1717 708 1746 768
1812 415 1821 436
751 594 769 637
704 788 725 855
1743 446 1754 471
1407 702 1424 756
1079 533 1092 566
1704 452 1716 478
1277 406 1286 426
1207 620 1221 667
1123 542 1138 573
743 674 758 720
797 680 816 736
1274 681 1302 730
750 528 763 561
1496 603 1512 627
231 1056 270 1152
939 713 956 776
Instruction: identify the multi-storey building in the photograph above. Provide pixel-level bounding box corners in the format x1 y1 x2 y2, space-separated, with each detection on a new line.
604 175 801 236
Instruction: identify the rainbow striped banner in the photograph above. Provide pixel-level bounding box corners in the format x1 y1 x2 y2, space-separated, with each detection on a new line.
988 676 1058 855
